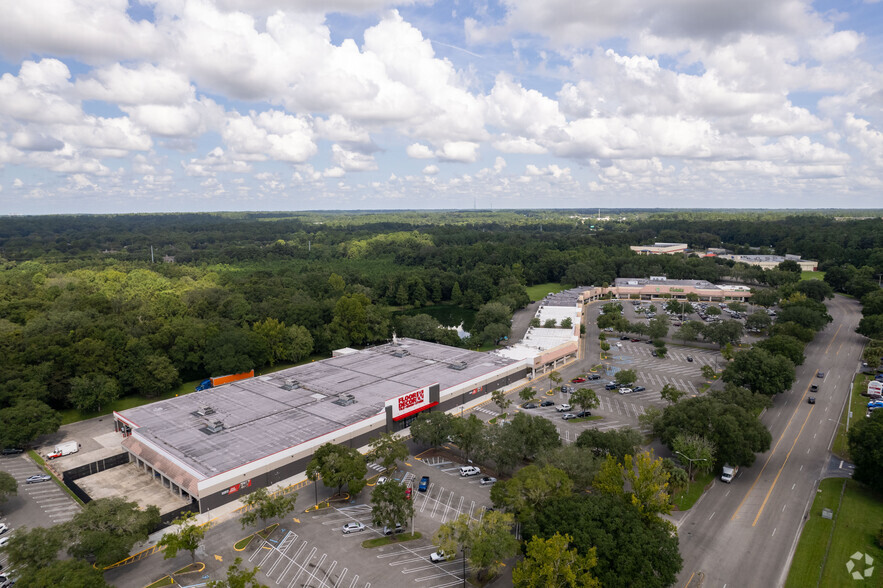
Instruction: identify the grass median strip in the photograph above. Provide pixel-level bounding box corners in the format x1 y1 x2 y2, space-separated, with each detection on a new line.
831 374 874 460
362 531 422 548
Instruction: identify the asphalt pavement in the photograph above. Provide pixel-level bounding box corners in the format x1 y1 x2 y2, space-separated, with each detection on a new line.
673 294 865 588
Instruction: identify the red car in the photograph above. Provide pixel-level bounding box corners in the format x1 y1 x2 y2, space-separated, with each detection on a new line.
630 338 640 342
571 377 586 383
405 487 412 500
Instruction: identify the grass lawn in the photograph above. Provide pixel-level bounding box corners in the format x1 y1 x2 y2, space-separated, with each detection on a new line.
572 415 603 423
672 472 714 511
801 271 825 281
525 282 565 301
785 478 883 588
144 576 174 588
831 374 875 460
362 531 422 548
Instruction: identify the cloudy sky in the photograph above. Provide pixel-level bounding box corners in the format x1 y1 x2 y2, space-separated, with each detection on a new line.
1 0 882 214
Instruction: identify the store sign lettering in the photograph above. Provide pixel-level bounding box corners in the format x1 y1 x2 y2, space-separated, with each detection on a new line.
398 389 425 412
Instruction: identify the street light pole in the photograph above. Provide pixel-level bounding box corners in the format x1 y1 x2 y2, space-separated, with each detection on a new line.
675 451 707 481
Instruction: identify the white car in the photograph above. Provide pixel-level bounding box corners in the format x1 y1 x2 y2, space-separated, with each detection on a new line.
0 536 9 548
376 476 388 485
479 476 497 486
342 522 366 534
459 466 481 477
429 550 447 563
618 388 633 394
0 522 8 535
556 404 572 412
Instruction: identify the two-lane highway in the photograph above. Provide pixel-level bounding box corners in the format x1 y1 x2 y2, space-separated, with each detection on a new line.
676 294 865 588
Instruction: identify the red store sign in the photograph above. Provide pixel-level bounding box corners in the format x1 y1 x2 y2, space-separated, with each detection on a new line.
389 385 437 421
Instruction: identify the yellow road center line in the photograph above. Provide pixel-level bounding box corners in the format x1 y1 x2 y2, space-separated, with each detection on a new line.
751 405 815 526
824 324 842 354
684 572 695 588
732 381 812 520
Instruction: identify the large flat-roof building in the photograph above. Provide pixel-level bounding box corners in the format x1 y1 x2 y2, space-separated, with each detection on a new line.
719 253 817 272
114 338 526 512
576 276 751 303
630 242 689 255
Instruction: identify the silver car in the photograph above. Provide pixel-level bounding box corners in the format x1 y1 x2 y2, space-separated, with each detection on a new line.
26 474 51 484
342 522 366 534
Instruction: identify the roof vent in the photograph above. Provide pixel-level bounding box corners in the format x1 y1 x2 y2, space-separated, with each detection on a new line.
392 349 410 358
449 360 468 371
197 406 215 416
205 420 224 433
333 393 357 406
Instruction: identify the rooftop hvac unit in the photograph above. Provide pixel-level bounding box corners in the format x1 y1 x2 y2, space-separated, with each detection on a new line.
392 349 410 358
206 420 224 433
449 361 468 371
282 378 300 391
197 406 215 416
333 393 357 406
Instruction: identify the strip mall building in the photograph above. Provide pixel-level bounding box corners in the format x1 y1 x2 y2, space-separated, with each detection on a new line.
112 279 744 513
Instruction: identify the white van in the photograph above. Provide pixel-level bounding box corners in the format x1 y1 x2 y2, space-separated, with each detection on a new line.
459 466 480 477
720 464 738 483
45 441 78 460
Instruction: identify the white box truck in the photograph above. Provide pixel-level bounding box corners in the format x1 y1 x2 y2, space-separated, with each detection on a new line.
720 464 738 483
45 441 79 459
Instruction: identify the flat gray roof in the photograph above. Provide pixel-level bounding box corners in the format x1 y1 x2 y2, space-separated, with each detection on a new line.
614 277 720 289
118 338 517 480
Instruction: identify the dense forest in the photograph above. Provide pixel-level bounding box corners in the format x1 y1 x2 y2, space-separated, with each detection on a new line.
1 210 882 446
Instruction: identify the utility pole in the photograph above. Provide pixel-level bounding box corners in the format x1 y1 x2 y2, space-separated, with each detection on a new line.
150 245 154 263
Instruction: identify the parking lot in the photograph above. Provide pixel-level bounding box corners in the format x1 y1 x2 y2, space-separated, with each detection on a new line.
242 454 493 588
0 454 81 540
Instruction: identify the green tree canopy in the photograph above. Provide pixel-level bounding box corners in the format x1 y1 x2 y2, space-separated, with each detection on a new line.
369 432 409 472
410 411 456 448
614 369 637 387
593 452 672 518
489 464 573 522
0 525 63 572
450 414 484 461
69 373 120 413
722 347 796 396
655 396 771 468
660 384 686 405
570 388 600 413
371 478 415 534
206 556 266 588
534 445 601 491
671 433 715 481
525 493 682 588
755 334 805 366
66 497 161 566
305 443 367 497
575 428 642 461
0 399 61 448
14 558 111 588
238 487 298 529
0 470 16 504
513 532 601 588
847 410 883 493
158 511 207 562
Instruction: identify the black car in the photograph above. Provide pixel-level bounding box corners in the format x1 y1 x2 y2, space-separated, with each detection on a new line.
620 335 630 340
651 351 658 357
587 374 601 380
817 371 825 378
686 356 694 362
808 396 816 404
633 386 646 392
576 410 592 418
521 402 538 409
605 383 617 390
1 448 23 456
540 399 555 407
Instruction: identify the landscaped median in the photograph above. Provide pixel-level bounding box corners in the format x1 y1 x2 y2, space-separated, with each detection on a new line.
361 531 422 548
671 472 714 511
785 478 882 588
234 523 278 551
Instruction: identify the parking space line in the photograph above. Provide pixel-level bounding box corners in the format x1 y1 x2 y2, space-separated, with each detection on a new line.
284 545 316 587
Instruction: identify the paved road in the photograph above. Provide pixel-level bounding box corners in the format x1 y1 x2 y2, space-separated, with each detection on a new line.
674 294 865 588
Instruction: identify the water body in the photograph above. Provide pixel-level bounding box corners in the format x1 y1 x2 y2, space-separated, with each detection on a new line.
398 305 476 339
